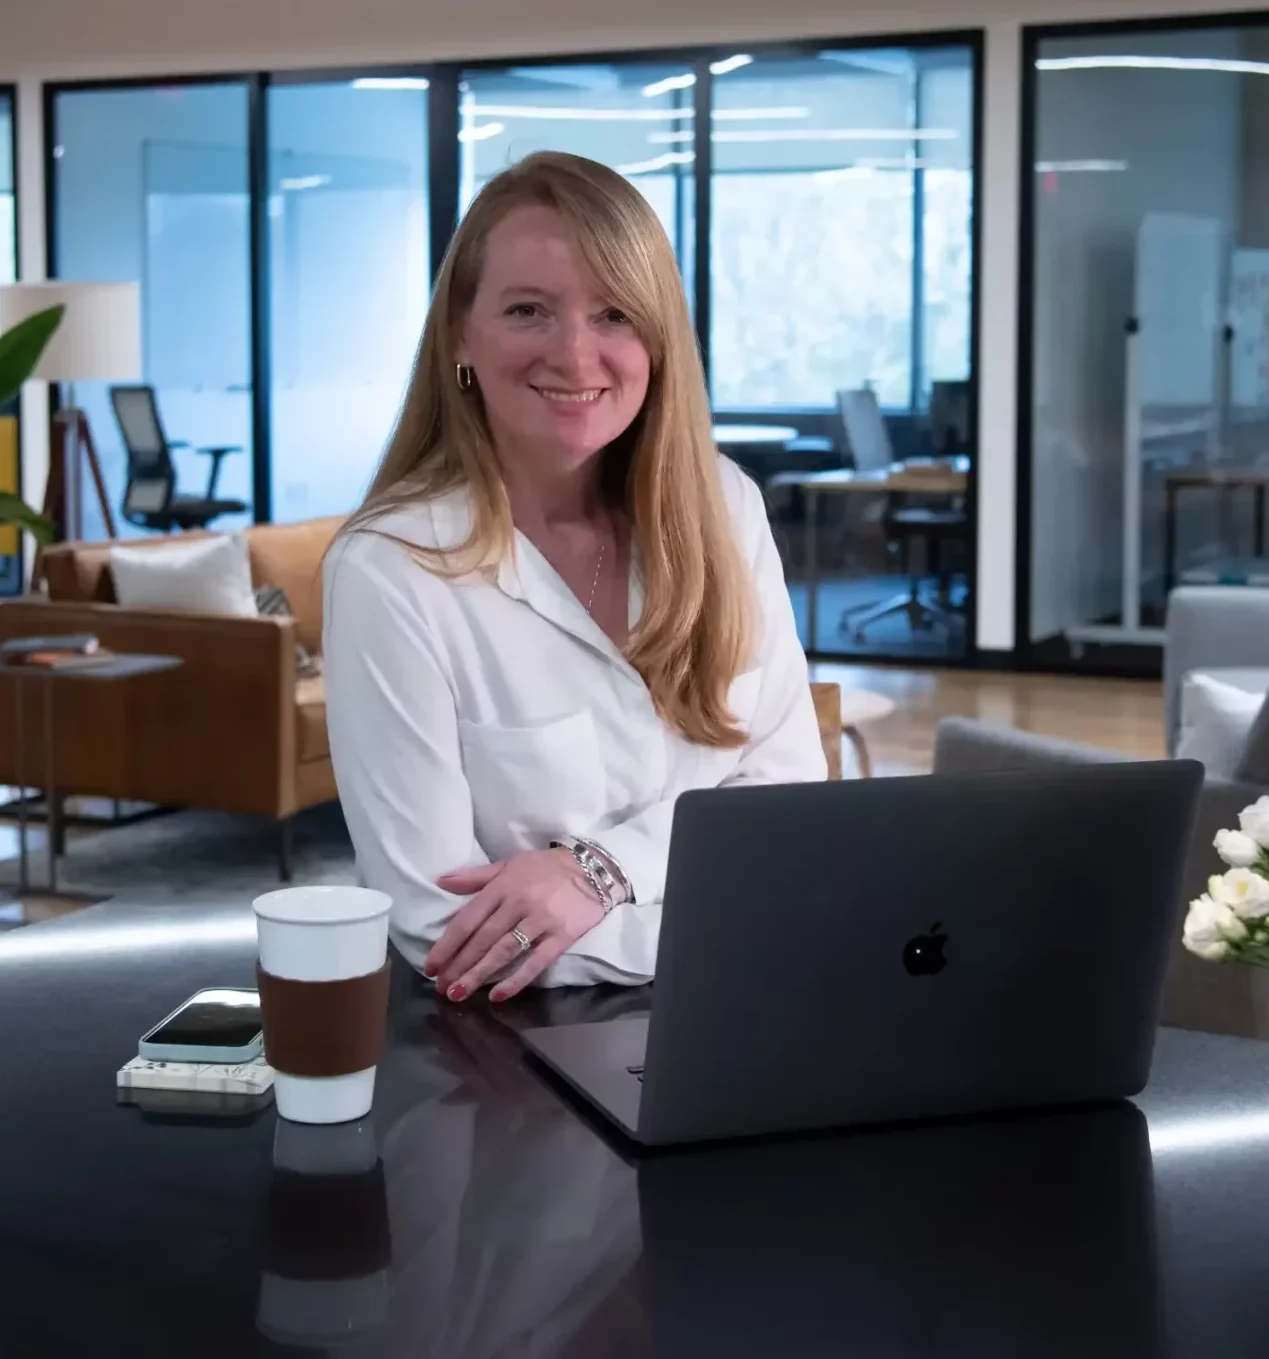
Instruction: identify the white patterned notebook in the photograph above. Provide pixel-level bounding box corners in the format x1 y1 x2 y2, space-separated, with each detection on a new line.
117 1054 275 1095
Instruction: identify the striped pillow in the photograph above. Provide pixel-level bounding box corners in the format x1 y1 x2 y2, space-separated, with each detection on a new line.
254 585 322 679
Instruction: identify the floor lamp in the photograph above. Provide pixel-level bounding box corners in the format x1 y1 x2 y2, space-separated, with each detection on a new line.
0 282 142 568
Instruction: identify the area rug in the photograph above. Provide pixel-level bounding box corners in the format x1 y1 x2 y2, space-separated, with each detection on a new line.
0 802 358 908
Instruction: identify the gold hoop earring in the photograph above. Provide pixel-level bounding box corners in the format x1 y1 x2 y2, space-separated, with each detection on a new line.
455 364 474 392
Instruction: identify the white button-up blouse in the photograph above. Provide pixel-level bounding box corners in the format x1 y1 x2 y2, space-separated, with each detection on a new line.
322 456 826 988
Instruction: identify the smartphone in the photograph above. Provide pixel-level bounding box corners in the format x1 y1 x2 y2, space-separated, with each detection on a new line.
138 988 264 1063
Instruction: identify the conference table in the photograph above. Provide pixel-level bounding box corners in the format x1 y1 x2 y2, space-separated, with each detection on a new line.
5 895 1269 1357
767 455 971 649
711 422 838 483
1162 462 1269 593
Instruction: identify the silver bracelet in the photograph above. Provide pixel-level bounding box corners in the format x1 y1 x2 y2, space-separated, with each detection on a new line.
551 838 616 914
552 834 635 905
575 836 635 905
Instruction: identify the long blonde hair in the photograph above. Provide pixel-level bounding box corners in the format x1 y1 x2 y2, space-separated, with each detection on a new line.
342 150 754 748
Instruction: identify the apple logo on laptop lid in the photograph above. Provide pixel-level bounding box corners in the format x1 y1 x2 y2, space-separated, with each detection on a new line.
903 923 948 977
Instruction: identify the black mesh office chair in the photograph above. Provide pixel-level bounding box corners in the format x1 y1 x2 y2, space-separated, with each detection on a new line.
835 387 968 641
109 385 247 532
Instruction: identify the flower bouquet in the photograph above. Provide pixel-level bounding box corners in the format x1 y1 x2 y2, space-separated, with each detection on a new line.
1183 797 1269 967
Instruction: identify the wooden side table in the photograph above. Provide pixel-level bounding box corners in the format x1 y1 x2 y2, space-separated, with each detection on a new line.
839 689 896 779
2 653 183 896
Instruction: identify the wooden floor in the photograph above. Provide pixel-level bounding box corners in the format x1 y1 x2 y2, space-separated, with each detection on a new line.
812 663 1164 778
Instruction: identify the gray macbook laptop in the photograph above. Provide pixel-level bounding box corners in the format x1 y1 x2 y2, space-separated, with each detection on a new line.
521 762 1202 1146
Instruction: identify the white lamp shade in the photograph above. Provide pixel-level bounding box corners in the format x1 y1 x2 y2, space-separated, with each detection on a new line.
0 281 142 383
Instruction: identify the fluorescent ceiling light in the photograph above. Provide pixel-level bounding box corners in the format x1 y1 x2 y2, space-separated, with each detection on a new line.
1038 55 1269 77
860 157 928 171
711 126 957 144
352 76 430 90
1035 158 1128 173
813 159 928 177
467 102 808 123
279 174 332 191
471 101 686 122
712 106 809 121
458 121 505 143
710 54 754 76
642 73 696 97
650 124 948 146
616 151 695 175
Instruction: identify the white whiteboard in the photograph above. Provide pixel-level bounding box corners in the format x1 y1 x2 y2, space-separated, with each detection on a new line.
1134 212 1227 408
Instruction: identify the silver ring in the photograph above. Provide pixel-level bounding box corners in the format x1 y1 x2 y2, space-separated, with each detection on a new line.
511 926 532 955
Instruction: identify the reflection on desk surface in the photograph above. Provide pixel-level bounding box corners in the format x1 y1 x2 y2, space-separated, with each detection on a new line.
639 1102 1156 1359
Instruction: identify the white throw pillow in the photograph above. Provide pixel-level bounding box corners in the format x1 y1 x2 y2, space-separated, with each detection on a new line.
109 532 258 617
1176 671 1266 779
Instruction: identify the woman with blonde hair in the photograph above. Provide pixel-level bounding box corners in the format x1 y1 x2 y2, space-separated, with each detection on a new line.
324 150 824 1003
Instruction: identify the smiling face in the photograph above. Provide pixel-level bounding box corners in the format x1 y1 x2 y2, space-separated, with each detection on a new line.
456 203 653 478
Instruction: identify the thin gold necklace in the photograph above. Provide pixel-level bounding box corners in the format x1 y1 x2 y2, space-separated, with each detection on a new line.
586 541 605 616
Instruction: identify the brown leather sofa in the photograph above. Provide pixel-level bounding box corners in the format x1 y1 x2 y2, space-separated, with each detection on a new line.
0 517 345 879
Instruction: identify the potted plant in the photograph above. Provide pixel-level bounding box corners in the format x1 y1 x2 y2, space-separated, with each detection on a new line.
1183 801 1269 967
0 304 66 545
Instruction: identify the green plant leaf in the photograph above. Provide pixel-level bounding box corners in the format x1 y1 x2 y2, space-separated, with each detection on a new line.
0 492 54 544
0 305 66 408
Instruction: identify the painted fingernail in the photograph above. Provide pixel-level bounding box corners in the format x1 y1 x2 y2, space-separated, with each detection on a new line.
490 987 506 1003
447 984 467 1003
422 963 437 978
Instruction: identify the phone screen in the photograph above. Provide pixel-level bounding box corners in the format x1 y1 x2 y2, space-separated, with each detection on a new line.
147 989 262 1049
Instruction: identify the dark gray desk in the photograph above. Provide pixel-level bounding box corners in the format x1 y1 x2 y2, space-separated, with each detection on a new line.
4 895 1269 1357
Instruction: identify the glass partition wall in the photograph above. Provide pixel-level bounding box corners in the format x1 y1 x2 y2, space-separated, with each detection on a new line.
1021 17 1269 673
47 34 979 664
49 81 252 540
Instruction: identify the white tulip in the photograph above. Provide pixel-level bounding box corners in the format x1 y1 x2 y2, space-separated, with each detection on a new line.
1215 828 1262 869
1239 797 1269 848
1210 867 1269 920
1183 894 1242 960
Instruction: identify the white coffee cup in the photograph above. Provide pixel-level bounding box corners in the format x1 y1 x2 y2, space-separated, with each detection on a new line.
252 885 392 1125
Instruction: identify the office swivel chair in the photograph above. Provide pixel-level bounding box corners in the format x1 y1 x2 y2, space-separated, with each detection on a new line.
110 385 247 533
835 386 968 642
929 379 971 455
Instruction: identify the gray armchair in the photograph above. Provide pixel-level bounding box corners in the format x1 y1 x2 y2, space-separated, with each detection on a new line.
934 585 1269 1039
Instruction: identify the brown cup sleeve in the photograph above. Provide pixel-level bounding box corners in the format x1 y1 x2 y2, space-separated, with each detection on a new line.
257 961 391 1078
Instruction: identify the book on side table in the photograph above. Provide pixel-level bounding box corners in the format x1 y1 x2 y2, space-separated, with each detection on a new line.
0 633 113 670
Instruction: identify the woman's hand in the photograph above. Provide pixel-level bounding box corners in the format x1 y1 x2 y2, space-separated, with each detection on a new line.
426 849 606 1002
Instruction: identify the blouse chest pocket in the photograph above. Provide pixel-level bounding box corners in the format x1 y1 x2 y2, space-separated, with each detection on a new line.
458 709 606 855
